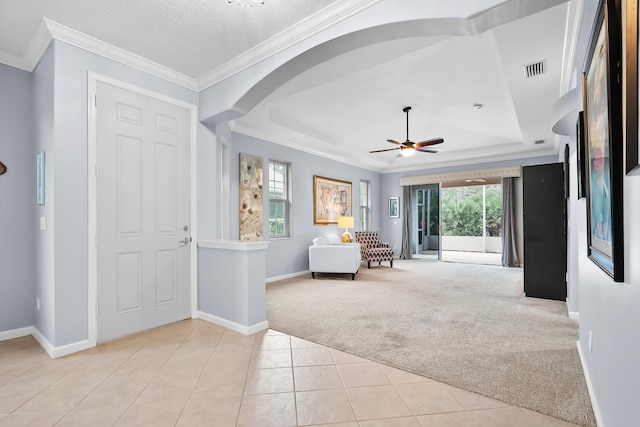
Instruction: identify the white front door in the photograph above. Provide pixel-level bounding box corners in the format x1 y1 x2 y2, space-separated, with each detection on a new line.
96 81 191 342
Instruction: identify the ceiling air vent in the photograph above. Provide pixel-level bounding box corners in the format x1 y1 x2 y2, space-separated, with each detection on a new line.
523 60 545 78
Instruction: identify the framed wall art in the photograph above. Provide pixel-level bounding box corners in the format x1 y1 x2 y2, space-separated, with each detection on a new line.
36 151 45 205
313 175 352 225
624 0 640 174
582 0 625 282
239 153 264 241
389 196 399 218
576 111 587 199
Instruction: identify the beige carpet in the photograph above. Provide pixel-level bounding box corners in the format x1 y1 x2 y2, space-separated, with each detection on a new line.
266 259 595 427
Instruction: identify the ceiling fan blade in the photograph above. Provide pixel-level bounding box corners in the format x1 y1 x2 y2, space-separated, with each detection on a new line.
416 147 441 153
415 138 444 147
386 139 402 145
369 147 401 153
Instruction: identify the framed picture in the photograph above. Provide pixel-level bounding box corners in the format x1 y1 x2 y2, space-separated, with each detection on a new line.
582 0 625 282
576 111 587 199
389 196 399 218
239 153 263 241
313 175 352 225
36 151 45 205
624 0 640 174
563 144 570 200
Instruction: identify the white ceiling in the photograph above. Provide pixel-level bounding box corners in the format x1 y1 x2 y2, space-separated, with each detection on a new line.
0 0 572 173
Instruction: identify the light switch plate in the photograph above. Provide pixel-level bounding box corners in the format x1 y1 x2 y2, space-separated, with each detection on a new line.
40 216 47 230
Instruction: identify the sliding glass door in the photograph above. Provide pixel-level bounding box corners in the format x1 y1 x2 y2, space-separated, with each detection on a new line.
413 185 440 259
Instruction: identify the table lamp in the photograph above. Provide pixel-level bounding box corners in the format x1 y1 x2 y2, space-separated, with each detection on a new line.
338 216 354 243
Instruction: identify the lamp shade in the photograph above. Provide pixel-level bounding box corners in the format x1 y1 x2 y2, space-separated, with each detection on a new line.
338 216 354 229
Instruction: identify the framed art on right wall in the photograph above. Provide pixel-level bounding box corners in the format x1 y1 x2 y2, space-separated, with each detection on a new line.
576 111 588 199
582 0 625 282
624 0 639 174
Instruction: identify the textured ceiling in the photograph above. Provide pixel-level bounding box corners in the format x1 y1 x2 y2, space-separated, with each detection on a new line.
0 0 573 173
0 0 338 78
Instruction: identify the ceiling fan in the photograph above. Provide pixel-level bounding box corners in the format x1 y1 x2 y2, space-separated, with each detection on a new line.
370 106 444 157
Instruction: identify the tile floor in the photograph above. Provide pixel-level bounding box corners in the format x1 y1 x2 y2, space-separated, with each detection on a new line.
0 319 580 426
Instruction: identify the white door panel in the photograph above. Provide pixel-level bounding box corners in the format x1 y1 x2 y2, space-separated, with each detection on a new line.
96 82 191 342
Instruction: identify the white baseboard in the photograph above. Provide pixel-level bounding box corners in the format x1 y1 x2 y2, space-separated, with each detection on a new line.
577 340 604 427
30 326 55 357
5 311 270 358
2 326 93 358
266 270 309 283
197 311 269 335
26 327 93 359
0 326 32 341
568 311 579 321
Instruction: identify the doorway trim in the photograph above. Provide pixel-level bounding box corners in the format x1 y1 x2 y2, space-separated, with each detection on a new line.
87 72 198 346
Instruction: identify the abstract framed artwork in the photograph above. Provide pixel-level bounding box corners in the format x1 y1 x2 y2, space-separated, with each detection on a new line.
624 0 640 174
239 153 264 241
582 0 625 282
389 196 399 218
576 111 587 199
564 144 570 200
313 175 352 225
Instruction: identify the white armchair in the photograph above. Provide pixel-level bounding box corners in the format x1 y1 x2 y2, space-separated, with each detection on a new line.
308 234 361 280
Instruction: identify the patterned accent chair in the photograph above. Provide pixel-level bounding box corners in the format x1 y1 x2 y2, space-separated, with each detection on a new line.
355 231 394 269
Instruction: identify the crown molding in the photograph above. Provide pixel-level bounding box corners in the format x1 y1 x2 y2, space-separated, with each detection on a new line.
196 0 382 90
557 0 584 95
43 19 198 90
0 18 52 71
0 50 32 71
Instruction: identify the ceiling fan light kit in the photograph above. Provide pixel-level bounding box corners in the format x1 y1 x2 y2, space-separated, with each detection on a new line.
400 146 416 157
370 106 444 157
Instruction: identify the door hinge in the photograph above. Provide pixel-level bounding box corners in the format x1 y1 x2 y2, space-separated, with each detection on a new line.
95 305 99 318
94 94 98 107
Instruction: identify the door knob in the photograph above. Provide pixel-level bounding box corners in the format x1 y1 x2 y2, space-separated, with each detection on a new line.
179 237 190 245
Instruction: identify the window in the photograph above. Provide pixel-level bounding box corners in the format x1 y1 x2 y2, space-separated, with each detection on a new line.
441 184 502 237
269 160 290 237
359 180 370 230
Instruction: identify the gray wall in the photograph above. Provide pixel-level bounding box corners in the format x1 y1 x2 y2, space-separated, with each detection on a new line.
570 1 640 425
229 132 381 279
33 45 56 340
0 64 36 332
